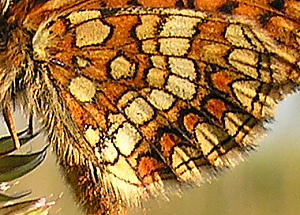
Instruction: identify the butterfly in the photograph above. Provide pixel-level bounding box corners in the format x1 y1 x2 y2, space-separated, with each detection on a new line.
0 0 299 214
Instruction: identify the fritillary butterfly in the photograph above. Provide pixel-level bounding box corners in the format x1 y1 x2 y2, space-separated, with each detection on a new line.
0 0 299 214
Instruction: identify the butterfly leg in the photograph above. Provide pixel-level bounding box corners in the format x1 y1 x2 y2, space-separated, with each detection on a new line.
3 105 20 149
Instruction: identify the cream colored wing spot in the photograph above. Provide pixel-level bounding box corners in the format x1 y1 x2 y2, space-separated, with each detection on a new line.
225 24 264 51
150 55 167 69
125 97 155 125
232 80 276 117
68 10 102 25
195 123 228 166
228 49 259 78
166 75 196 100
146 68 168 88
69 76 96 102
141 39 159 54
159 16 199 37
146 56 169 87
195 123 226 152
148 89 175 110
107 113 127 135
117 91 139 110
75 19 111 48
110 55 136 80
224 112 249 137
199 43 231 67
223 112 261 146
159 38 190 56
74 56 91 68
104 157 146 206
107 156 143 185
168 57 196 81
102 138 119 163
94 147 102 161
171 146 201 181
114 122 142 156
270 56 297 83
232 80 260 110
84 126 100 147
135 15 161 40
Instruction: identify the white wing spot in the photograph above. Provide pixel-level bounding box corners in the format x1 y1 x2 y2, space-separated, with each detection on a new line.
84 126 100 147
114 122 141 156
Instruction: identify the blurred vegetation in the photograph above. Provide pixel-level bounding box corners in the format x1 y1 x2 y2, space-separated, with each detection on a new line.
0 128 54 215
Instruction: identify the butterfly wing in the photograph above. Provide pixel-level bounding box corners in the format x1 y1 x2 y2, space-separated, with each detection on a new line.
29 5 300 211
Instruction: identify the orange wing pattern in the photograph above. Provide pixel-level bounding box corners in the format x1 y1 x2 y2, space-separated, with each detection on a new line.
0 0 300 214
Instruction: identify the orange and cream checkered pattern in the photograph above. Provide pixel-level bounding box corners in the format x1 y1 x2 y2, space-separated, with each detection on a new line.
0 0 299 214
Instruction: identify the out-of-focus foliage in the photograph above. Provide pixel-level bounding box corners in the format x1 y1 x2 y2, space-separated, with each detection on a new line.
0 129 54 215
0 197 55 215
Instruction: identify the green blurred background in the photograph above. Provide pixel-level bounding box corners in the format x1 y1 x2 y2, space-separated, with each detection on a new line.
1 93 300 215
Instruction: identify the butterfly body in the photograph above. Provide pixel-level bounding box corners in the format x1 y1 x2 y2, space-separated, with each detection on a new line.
0 0 300 214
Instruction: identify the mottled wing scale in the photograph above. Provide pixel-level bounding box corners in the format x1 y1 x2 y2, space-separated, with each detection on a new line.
2 0 300 214
31 4 300 207
23 0 300 51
